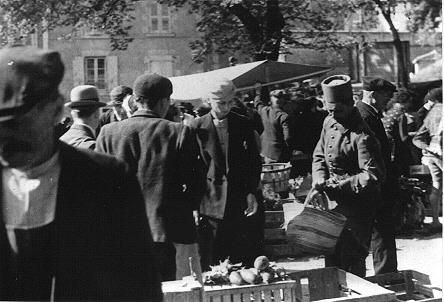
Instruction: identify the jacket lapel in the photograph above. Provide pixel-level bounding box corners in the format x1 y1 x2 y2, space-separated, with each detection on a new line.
200 114 226 181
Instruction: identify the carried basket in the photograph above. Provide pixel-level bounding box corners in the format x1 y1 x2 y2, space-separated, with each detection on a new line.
286 189 347 255
261 163 292 193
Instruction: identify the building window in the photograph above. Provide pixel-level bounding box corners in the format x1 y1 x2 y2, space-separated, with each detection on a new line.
150 2 171 33
84 57 106 89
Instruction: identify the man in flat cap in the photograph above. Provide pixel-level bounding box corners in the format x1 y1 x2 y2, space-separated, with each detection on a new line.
0 46 161 300
96 73 205 281
254 85 294 163
312 75 385 277
59 85 106 150
356 77 398 274
191 78 262 269
97 85 133 132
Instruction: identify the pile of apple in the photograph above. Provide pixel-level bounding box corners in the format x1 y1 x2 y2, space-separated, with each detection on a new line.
203 256 289 286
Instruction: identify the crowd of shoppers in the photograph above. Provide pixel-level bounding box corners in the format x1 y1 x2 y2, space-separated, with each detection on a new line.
0 44 441 300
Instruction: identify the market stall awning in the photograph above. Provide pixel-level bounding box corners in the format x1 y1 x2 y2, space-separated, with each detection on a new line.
170 60 332 102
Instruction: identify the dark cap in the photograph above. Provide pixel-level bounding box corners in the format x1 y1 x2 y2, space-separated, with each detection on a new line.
362 77 397 92
133 73 172 100
321 75 353 104
424 87 442 103
108 85 133 106
0 46 64 121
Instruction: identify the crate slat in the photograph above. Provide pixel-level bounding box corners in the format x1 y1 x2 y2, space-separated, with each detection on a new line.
263 290 272 302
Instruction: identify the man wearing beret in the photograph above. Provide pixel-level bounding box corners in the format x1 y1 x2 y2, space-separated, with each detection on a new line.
96 73 205 281
254 86 294 163
0 46 161 300
312 75 385 277
97 85 132 132
356 77 398 274
191 78 262 269
59 85 107 150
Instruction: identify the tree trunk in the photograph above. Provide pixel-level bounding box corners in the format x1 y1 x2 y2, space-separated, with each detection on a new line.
375 1 409 87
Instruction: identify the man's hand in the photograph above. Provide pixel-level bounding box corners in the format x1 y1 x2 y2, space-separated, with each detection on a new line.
192 210 200 226
244 193 258 217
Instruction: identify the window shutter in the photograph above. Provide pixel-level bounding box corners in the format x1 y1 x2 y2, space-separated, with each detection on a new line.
72 56 84 86
107 56 118 89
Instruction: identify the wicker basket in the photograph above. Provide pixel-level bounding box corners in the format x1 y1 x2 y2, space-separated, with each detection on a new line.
261 163 292 193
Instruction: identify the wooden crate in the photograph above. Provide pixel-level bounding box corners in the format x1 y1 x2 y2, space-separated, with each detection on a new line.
162 279 202 302
365 270 442 301
265 211 285 228
203 280 298 302
288 267 396 302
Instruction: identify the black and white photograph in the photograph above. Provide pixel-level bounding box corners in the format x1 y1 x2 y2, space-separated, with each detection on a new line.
0 0 441 301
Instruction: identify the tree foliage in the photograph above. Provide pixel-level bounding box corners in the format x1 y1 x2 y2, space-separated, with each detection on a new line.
0 0 136 50
159 0 353 61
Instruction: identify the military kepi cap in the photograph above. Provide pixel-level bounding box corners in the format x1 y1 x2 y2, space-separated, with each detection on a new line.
0 46 64 121
321 75 353 104
133 73 172 100
362 77 397 92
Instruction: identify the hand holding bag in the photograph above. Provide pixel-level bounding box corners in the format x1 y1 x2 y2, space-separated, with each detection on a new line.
286 188 347 256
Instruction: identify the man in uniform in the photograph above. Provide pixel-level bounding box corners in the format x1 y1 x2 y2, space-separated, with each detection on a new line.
191 78 262 269
60 85 107 150
0 46 161 300
356 77 398 274
312 75 385 277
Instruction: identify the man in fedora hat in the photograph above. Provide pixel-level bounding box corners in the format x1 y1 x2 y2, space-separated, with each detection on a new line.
59 85 106 150
190 78 262 269
96 73 205 281
356 77 398 275
312 75 385 277
0 46 161 301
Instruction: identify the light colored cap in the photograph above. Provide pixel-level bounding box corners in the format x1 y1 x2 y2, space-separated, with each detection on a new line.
205 78 236 100
65 85 106 108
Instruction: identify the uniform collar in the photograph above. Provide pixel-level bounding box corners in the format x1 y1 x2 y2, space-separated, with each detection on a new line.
326 107 362 134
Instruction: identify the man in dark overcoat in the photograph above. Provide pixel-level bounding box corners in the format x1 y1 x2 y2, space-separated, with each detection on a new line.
190 78 262 269
356 77 398 274
96 73 205 281
312 75 385 277
0 46 161 301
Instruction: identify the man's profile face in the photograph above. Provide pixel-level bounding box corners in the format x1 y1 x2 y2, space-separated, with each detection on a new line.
373 90 394 111
325 100 353 122
208 95 234 119
0 98 61 169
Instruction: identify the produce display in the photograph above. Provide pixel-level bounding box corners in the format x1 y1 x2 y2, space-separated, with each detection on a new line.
203 256 289 286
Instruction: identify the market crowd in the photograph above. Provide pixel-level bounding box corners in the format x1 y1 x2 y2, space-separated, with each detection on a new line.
0 45 441 301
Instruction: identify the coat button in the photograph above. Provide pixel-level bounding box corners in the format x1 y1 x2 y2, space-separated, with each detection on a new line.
328 154 332 158
328 145 333 149
330 135 335 139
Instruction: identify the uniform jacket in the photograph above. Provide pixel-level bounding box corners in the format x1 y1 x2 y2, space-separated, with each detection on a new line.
312 108 385 217
190 111 261 219
96 109 204 243
254 96 294 162
355 101 390 165
59 123 96 150
0 143 162 301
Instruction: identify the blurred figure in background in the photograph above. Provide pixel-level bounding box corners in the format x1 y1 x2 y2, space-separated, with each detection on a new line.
97 85 133 132
413 91 442 235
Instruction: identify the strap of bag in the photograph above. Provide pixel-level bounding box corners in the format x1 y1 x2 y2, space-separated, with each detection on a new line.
304 188 329 209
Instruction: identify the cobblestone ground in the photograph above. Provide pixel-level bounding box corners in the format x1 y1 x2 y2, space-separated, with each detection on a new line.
276 217 443 288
